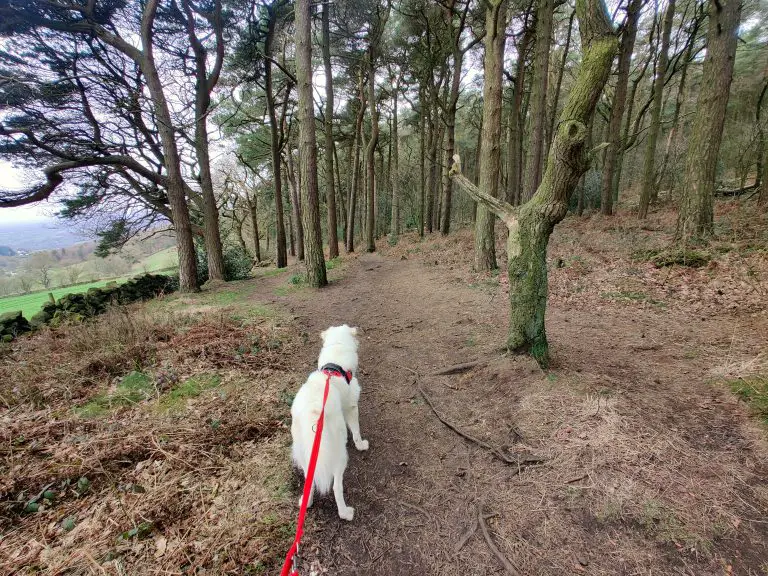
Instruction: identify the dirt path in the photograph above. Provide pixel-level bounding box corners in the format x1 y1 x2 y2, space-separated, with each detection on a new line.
254 251 768 576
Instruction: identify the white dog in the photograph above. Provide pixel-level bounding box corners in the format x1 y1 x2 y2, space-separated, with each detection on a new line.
290 324 369 521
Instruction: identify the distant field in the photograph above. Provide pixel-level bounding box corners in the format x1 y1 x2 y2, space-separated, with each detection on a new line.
134 246 177 273
0 278 128 319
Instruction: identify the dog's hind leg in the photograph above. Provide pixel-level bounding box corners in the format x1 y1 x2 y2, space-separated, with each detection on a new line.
298 480 315 509
332 469 354 521
344 404 369 451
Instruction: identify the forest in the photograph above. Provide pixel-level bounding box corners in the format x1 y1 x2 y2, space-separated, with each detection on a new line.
1 0 767 574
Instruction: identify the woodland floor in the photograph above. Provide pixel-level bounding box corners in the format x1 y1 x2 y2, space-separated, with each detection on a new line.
1 199 768 575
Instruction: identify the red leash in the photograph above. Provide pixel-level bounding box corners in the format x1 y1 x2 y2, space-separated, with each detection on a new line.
280 371 332 576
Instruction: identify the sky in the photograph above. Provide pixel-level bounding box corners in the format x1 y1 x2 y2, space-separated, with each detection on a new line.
0 160 55 225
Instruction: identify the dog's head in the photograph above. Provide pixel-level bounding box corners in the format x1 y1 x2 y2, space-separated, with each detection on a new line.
320 324 359 347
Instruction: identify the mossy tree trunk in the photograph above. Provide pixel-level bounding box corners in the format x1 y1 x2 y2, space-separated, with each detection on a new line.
473 0 507 272
676 0 741 240
295 0 327 287
453 0 617 365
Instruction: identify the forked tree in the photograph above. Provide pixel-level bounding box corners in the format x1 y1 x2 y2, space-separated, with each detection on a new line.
452 0 618 365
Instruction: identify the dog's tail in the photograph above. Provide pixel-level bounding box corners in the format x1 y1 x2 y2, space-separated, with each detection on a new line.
290 371 348 495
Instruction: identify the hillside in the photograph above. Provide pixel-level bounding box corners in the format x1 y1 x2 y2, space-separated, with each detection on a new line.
0 200 766 575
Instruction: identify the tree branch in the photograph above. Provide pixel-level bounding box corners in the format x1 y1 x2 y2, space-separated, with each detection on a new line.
449 155 518 227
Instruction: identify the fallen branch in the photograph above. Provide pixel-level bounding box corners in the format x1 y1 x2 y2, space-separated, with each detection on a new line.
477 504 521 575
433 361 480 376
418 385 545 472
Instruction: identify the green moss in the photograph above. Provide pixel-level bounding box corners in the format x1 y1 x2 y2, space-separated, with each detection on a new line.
75 371 154 418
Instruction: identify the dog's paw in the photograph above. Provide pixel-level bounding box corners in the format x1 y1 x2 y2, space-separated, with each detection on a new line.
298 495 313 509
354 439 369 451
338 506 355 521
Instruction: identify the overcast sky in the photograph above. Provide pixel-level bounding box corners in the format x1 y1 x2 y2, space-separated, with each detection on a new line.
0 161 53 224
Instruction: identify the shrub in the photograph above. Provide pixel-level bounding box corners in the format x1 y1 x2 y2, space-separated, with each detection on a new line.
196 244 254 284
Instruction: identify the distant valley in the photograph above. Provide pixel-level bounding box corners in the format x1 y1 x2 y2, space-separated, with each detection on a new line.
0 219 90 252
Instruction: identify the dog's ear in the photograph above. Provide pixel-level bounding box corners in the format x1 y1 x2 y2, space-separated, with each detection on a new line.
320 328 328 341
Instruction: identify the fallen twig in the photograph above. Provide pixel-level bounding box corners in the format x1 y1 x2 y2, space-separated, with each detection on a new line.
454 515 478 554
477 504 521 575
418 385 545 472
433 361 480 376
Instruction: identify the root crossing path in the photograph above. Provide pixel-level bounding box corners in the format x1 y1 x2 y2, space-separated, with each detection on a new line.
255 252 768 576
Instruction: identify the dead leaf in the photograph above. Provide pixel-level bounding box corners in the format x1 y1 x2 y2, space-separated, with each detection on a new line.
154 536 167 558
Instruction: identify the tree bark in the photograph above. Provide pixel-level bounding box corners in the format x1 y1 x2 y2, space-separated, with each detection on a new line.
321 0 339 259
545 8 575 161
600 0 642 215
181 0 225 282
676 0 741 240
473 0 507 272
248 194 262 262
295 0 328 286
522 0 555 202
390 76 401 242
506 24 532 206
286 151 304 261
638 0 675 219
346 72 366 252
265 8 288 268
419 88 427 237
453 0 616 365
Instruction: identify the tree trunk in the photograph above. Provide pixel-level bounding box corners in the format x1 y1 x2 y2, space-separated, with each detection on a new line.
426 96 437 233
295 0 327 286
638 0 675 219
453 0 616 365
473 0 507 272
346 74 366 252
506 25 531 206
390 77 400 242
334 142 347 236
522 0 554 202
265 12 288 268
364 63 377 252
134 4 198 292
659 17 698 192
419 89 426 237
545 8 575 161
600 0 642 215
248 196 261 262
321 0 339 259
285 152 305 261
676 0 741 240
441 41 465 234
182 0 225 282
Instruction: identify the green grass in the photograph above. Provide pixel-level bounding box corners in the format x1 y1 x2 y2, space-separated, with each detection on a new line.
134 247 177 273
0 278 130 319
728 376 768 424
75 371 155 418
158 373 221 413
